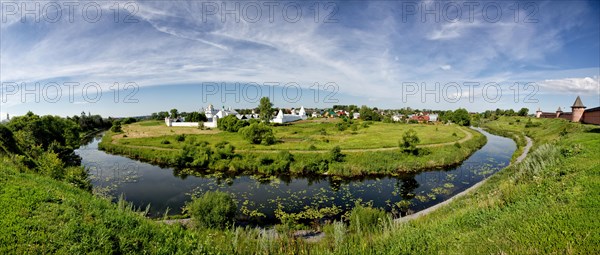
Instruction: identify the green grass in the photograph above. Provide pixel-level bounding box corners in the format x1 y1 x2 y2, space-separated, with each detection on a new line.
118 119 466 151
99 123 485 176
1 118 599 254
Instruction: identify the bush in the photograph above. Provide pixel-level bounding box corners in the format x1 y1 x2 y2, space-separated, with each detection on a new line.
347 203 389 234
161 139 170 144
65 166 92 191
239 123 275 145
257 151 294 174
218 115 248 132
400 129 420 154
110 122 122 133
329 146 345 162
336 122 349 131
525 119 542 128
175 134 185 142
121 117 137 125
36 151 65 180
186 191 237 229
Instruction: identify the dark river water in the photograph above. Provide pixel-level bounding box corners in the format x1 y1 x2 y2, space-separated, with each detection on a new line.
76 128 515 222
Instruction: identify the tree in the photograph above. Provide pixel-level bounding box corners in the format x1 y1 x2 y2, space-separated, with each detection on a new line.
185 111 207 122
259 97 274 123
239 123 275 145
170 109 179 118
518 108 529 116
400 128 420 154
218 115 248 132
0 124 21 155
359 105 381 121
451 108 471 126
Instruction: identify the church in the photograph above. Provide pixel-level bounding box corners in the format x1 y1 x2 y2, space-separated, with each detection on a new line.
535 96 600 125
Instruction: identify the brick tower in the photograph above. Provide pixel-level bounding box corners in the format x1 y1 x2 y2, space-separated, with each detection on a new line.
571 96 586 122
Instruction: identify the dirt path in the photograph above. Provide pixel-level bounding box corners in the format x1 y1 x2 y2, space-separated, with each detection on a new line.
111 126 474 154
394 135 533 223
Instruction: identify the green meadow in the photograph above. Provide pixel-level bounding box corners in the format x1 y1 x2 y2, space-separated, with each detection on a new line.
115 119 467 151
2 117 598 254
98 119 486 176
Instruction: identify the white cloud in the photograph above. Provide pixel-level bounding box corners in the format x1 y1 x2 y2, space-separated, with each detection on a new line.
440 65 452 71
0 0 597 113
538 77 600 94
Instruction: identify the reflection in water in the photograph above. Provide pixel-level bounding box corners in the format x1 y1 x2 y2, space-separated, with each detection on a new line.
76 128 515 223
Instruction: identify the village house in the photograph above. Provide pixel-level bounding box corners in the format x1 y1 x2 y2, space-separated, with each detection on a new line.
535 96 600 125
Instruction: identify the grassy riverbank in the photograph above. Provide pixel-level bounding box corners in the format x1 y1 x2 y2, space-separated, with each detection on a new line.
98 120 486 176
2 117 598 254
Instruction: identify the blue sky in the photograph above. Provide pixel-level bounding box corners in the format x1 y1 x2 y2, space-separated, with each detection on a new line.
1 0 599 119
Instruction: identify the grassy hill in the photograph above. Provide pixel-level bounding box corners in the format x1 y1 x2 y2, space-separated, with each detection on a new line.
1 117 598 254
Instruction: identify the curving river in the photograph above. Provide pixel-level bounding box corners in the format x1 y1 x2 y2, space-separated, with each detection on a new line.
75 128 516 223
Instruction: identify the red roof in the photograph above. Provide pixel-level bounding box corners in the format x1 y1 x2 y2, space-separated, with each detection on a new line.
410 115 430 121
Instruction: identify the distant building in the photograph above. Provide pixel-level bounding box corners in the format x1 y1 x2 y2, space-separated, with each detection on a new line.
272 106 307 124
535 96 600 125
166 104 258 128
405 112 436 123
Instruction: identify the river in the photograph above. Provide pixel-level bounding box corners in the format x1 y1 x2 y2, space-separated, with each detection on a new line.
75 128 515 223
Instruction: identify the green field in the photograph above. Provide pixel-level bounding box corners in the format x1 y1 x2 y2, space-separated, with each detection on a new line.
2 117 598 254
98 119 485 176
115 119 467 151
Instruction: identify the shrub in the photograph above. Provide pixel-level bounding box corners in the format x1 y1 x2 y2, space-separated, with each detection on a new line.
336 122 349 131
329 146 345 162
36 151 65 180
400 129 420 154
110 122 122 133
161 139 170 144
65 166 92 191
121 117 137 125
347 203 389 234
177 142 212 168
186 191 237 229
213 141 235 160
218 115 248 132
175 134 185 142
525 119 542 128
257 151 294 174
239 123 275 145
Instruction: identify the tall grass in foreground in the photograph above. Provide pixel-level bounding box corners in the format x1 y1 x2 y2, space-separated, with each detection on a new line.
512 143 560 183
